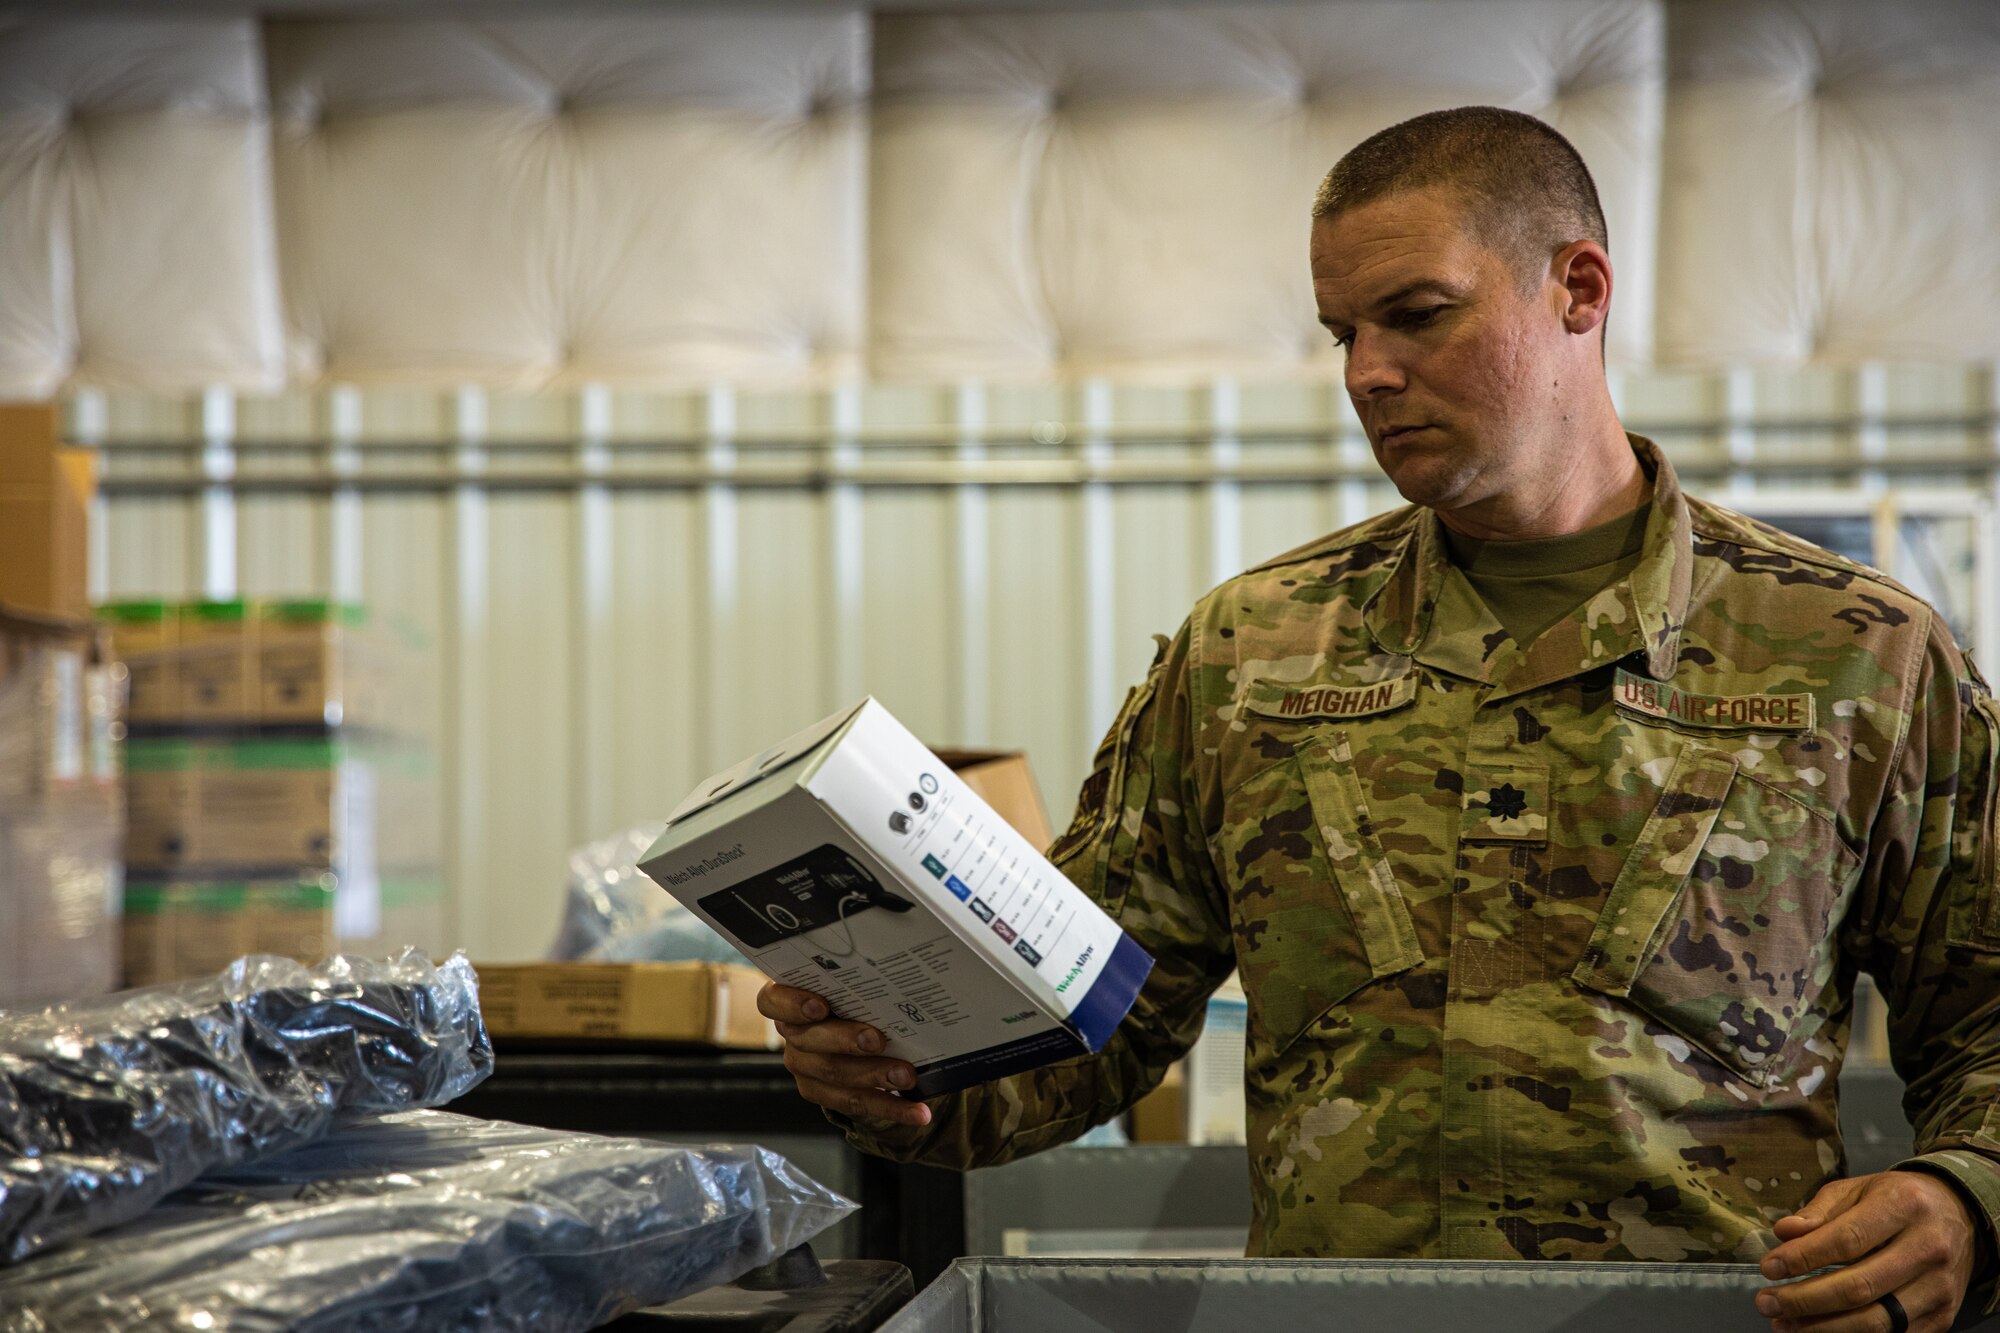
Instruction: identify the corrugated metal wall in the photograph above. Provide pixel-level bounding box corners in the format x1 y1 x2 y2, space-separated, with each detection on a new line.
80 363 2000 961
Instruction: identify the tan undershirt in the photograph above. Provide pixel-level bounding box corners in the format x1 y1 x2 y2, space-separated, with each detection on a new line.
1441 502 1651 647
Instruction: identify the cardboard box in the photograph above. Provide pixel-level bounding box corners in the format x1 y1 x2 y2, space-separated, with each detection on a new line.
120 882 255 988
101 600 181 725
0 404 91 622
638 697 1152 1099
0 604 118 808
256 600 374 727
0 401 61 476
244 877 340 960
177 601 256 723
122 876 352 988
123 738 372 878
475 961 779 1048
934 748 1055 850
1128 1062 1188 1144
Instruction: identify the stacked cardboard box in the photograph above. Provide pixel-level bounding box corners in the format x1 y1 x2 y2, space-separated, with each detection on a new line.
0 604 123 1008
102 599 405 732
0 403 93 623
103 599 443 986
0 403 122 1009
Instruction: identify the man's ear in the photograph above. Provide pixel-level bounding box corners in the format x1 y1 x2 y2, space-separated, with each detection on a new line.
1553 239 1613 338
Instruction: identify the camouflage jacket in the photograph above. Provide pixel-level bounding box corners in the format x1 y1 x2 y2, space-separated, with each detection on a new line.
836 436 2000 1278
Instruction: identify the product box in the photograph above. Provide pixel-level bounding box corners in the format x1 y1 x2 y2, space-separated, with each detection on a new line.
100 600 181 725
0 605 120 807
0 402 92 622
121 882 253 988
638 698 1153 1099
176 601 256 723
1185 978 1248 1146
475 961 779 1048
256 600 386 728
123 738 376 887
121 875 368 988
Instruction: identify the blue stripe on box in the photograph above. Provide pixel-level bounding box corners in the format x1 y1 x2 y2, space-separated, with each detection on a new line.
1063 932 1154 1051
909 1027 1089 1099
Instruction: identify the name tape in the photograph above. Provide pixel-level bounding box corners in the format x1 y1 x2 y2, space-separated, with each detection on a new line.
1244 675 1418 722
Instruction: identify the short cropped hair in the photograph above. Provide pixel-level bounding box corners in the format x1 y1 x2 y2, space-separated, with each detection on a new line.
1312 107 1607 288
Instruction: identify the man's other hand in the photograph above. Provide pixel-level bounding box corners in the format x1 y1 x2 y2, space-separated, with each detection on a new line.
758 982 932 1129
1754 1171 1977 1331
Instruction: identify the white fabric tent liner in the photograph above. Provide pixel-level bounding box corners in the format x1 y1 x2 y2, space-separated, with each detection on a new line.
5 2 2000 393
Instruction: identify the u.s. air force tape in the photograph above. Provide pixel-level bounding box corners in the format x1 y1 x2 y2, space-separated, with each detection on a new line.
1613 668 1814 732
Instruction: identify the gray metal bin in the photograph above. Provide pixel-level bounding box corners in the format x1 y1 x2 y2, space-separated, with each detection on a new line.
883 1257 1990 1332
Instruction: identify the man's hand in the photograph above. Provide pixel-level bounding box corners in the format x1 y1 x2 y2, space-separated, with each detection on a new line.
758 982 932 1128
1754 1171 1977 1332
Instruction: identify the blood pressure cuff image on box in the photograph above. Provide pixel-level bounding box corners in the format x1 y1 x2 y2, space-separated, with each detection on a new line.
698 843 912 948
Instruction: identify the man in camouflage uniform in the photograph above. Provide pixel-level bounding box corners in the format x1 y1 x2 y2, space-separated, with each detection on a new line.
761 108 2000 1332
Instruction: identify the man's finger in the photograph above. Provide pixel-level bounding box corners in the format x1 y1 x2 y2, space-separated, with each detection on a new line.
1755 1235 1927 1319
1764 1182 1899 1278
777 1017 888 1057
796 1074 933 1128
1768 1271 1953 1333
1772 1176 1868 1244
783 1045 918 1092
757 983 830 1024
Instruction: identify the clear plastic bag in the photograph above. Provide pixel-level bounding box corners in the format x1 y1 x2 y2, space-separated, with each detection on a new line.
0 1109 857 1332
0 950 492 1264
548 821 739 965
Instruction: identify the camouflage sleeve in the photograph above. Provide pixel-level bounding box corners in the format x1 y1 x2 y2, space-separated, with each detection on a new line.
828 620 1237 1168
1848 610 2000 1302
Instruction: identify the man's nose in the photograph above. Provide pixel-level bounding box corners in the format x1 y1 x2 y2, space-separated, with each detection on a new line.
1343 330 1403 398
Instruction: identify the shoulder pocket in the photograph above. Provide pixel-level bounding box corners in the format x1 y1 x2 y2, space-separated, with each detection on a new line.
1223 731 1421 1054
1967 693 2000 944
1574 740 1858 1086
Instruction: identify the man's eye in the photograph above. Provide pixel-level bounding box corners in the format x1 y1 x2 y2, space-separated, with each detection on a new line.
1332 331 1354 350
1398 306 1445 328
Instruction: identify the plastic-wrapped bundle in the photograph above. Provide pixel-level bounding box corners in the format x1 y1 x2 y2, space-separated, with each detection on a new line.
0 1109 857 1332
0 950 491 1264
548 820 740 965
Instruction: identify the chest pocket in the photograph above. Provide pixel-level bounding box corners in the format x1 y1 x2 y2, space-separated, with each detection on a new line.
1221 731 1423 1054
1573 740 1860 1087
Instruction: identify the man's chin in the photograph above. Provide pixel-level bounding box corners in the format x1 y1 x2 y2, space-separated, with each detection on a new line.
1381 456 1480 511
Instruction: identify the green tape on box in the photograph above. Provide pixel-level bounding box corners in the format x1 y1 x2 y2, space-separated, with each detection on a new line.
248 881 337 913
123 883 169 916
182 883 250 914
125 739 198 772
260 599 367 628
97 600 171 624
184 599 247 623
212 739 342 770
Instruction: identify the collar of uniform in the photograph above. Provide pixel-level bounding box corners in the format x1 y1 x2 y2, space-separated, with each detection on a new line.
1361 505 1446 658
1626 433 1692 682
1361 433 1691 683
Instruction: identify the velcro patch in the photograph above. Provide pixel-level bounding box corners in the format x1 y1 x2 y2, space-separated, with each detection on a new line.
1244 675 1418 722
1613 669 1814 732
